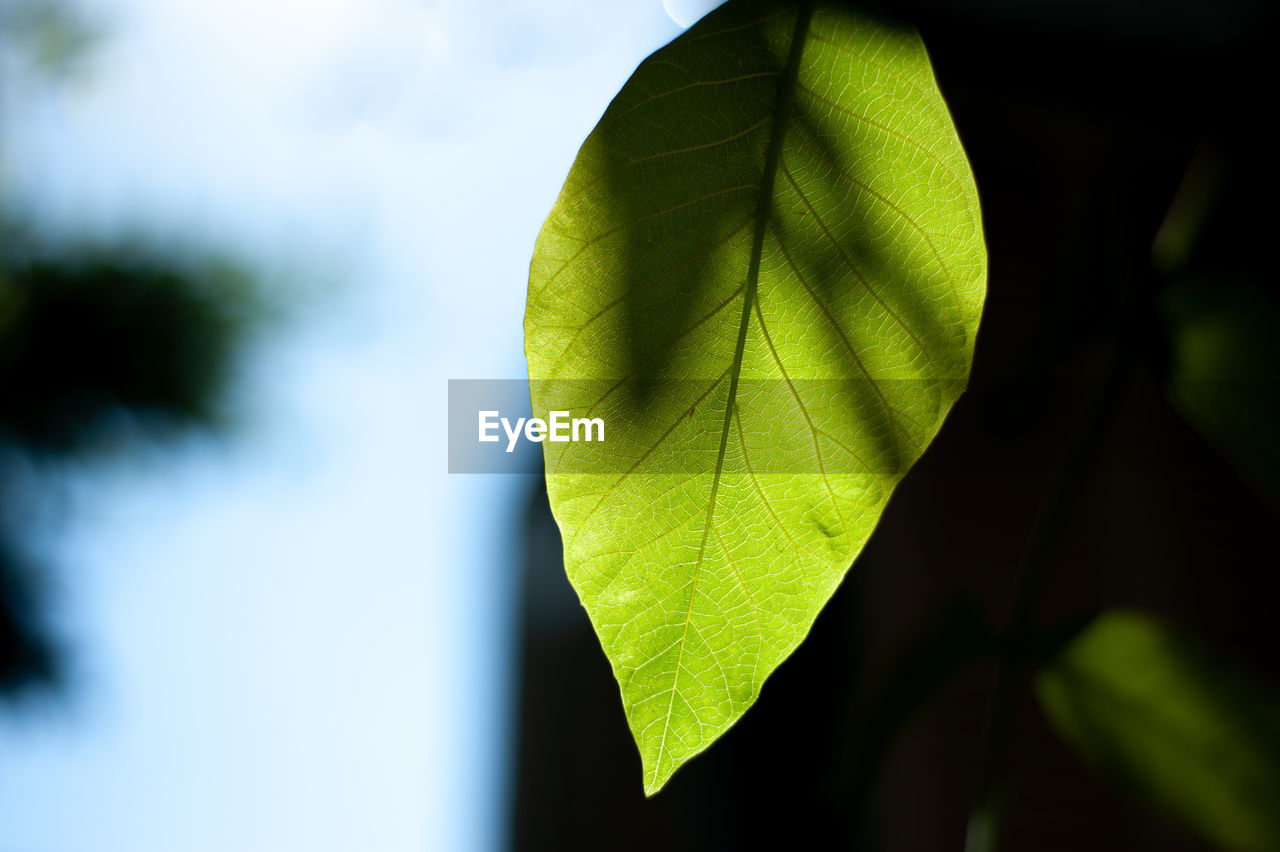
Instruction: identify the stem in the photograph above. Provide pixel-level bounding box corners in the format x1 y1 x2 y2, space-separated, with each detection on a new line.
965 344 1129 852
965 216 1140 851
963 138 1226 847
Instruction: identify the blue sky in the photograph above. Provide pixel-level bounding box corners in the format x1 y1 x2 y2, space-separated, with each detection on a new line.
0 1 718 849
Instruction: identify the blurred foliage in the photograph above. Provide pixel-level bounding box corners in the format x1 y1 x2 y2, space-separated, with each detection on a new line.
0 531 58 691
0 221 257 453
0 0 98 82
1146 132 1280 511
1037 612 1280 852
0 215 262 699
0 0 262 702
1159 279 1280 509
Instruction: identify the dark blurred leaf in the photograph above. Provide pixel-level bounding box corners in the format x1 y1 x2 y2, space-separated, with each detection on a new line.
846 597 990 795
1037 611 1280 852
0 536 60 696
1 218 261 695
0 246 255 452
1159 279 1280 510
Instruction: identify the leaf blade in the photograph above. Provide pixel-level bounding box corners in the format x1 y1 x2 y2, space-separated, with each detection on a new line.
525 0 985 793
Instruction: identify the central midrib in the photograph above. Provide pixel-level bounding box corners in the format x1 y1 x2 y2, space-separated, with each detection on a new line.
648 0 817 791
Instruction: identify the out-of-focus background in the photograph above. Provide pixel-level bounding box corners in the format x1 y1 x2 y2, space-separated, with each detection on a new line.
0 1 688 849
2 0 1277 850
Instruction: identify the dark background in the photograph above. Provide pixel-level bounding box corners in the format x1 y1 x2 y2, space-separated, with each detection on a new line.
507 0 1278 848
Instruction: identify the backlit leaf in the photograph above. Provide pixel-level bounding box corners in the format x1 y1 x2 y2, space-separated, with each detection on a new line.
525 0 985 793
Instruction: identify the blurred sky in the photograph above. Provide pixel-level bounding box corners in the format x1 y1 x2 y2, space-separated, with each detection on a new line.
0 0 719 849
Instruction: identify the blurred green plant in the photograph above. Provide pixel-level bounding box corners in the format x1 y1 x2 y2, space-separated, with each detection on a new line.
1149 143 1280 509
0 0 264 701
1160 279 1280 508
0 217 263 698
1038 612 1280 852
0 224 257 453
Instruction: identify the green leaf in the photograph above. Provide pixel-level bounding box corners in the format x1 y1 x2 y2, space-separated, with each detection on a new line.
1037 611 1280 852
524 0 985 793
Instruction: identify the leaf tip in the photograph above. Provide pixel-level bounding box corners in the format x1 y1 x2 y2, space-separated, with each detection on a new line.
641 757 673 797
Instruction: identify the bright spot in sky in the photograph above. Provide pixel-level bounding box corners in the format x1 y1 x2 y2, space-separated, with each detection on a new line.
662 0 721 28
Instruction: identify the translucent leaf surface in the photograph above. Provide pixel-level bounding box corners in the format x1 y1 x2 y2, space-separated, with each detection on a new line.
525 0 985 792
